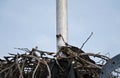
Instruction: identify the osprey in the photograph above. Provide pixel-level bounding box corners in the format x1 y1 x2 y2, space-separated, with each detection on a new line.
59 45 95 64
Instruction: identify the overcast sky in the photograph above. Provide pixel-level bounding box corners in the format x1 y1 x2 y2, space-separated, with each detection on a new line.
0 0 120 58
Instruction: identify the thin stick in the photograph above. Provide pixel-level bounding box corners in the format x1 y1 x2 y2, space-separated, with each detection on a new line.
44 61 51 78
32 62 39 78
81 32 93 49
55 58 64 71
14 48 30 52
57 34 68 46
16 55 24 78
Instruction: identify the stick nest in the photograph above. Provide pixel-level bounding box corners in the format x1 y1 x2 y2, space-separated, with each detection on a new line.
0 44 110 78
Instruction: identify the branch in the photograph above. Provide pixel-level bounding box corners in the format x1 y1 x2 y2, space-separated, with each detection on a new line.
56 34 68 46
81 32 93 49
16 55 24 78
14 48 30 52
44 61 51 78
32 61 39 78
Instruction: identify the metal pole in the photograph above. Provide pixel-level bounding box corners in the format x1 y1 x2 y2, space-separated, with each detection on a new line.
56 0 68 51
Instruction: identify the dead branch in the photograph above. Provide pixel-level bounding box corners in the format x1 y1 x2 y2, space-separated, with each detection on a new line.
32 61 39 78
81 32 93 49
16 55 24 78
56 34 68 46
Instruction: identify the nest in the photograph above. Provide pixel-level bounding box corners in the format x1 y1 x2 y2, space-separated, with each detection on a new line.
0 44 110 78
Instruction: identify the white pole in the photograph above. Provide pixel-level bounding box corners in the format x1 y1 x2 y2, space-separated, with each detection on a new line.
56 0 68 51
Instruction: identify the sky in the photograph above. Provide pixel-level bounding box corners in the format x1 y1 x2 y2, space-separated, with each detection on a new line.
0 0 120 58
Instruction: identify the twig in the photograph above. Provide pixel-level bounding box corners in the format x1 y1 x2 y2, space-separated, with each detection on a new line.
14 48 30 52
36 50 55 56
81 32 93 49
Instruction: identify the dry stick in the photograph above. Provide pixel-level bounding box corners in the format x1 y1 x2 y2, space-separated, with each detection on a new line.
16 55 24 78
81 32 93 49
55 58 64 71
36 50 55 56
57 34 68 46
32 62 39 78
21 58 26 73
14 48 30 52
43 61 51 78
